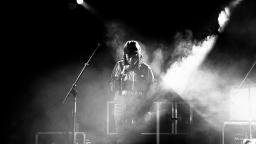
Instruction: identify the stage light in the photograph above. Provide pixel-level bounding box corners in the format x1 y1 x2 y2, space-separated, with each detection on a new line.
76 0 83 5
229 86 256 121
218 7 230 32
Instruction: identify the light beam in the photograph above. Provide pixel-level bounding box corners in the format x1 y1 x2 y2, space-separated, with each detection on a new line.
161 36 216 95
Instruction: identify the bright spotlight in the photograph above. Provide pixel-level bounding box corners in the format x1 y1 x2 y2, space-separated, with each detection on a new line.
76 0 84 5
218 7 230 32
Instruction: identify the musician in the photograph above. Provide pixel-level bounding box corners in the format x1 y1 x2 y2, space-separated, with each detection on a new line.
110 40 154 133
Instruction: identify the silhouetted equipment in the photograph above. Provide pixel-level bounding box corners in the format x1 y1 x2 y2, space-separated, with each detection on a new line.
141 101 193 135
35 132 87 144
242 138 256 144
222 121 256 144
106 99 193 135
106 101 118 135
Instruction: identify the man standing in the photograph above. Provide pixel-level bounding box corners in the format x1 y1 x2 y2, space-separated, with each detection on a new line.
110 40 154 134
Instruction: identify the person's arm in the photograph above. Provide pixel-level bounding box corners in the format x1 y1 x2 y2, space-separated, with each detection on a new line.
110 61 122 92
147 66 155 87
144 65 156 99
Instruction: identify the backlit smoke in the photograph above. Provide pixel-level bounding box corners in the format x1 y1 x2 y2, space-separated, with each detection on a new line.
161 36 216 95
103 0 249 137
150 49 164 76
28 63 114 144
106 22 220 131
106 23 129 61
156 0 247 128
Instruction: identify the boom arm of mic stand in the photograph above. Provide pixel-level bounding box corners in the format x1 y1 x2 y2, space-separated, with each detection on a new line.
62 43 100 104
62 62 88 104
238 62 256 88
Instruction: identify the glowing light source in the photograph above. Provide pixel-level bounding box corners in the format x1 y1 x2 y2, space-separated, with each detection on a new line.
76 0 84 5
229 86 256 120
218 7 230 32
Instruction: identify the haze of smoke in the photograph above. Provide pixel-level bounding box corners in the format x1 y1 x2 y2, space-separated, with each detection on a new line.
28 63 113 144
151 43 252 130
27 65 78 144
184 58 256 128
105 20 222 130
147 40 253 131
105 0 250 131
161 36 217 95
105 20 238 131
182 67 232 128
150 49 164 76
106 22 127 61
77 67 113 144
153 0 249 129
146 38 252 130
143 35 227 130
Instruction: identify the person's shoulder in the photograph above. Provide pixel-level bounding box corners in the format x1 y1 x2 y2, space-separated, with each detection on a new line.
115 60 124 64
140 62 152 70
114 60 124 67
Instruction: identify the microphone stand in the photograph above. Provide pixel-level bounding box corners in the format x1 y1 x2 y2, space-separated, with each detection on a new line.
62 43 99 144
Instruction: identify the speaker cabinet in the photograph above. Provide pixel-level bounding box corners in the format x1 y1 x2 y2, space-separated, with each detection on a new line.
35 132 86 144
107 101 192 135
223 121 256 144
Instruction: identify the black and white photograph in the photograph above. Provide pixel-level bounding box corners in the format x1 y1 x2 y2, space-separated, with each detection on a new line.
4 0 256 144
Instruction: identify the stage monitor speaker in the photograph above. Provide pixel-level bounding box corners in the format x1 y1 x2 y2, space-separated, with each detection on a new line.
243 139 256 144
35 131 86 144
106 101 192 135
223 121 256 144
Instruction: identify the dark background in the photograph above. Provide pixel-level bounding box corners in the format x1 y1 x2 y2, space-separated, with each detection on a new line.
3 0 256 144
